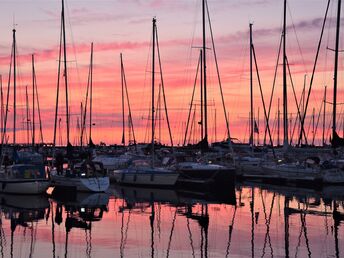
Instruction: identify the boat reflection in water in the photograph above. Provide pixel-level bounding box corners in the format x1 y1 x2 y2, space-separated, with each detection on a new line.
111 183 236 257
112 182 344 258
0 183 341 257
50 192 109 258
0 194 49 258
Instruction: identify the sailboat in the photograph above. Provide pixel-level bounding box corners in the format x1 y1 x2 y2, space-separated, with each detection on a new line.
321 0 344 184
113 18 179 187
50 1 109 193
93 54 134 173
0 29 50 194
176 0 235 187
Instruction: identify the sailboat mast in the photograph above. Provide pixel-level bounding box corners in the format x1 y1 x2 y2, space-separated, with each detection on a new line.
62 0 70 145
25 86 30 145
323 86 327 146
151 18 156 167
283 0 288 147
0 75 3 141
333 0 342 138
278 98 280 146
202 0 208 145
200 49 203 140
121 53 125 145
250 23 254 150
13 28 16 146
89 42 93 144
32 54 35 147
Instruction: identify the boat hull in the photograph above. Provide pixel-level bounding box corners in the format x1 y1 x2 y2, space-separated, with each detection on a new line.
113 168 179 186
0 179 50 194
177 163 236 187
51 175 110 192
323 169 344 184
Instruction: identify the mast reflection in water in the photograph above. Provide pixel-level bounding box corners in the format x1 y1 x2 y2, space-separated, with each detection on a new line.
0 183 342 257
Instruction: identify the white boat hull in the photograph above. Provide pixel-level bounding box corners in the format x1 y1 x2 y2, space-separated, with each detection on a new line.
261 165 322 182
0 179 50 194
51 175 110 192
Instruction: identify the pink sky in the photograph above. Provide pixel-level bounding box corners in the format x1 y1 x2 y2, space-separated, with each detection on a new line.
0 0 342 145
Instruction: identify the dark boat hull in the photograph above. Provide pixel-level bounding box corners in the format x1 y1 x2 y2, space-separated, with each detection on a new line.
177 167 236 189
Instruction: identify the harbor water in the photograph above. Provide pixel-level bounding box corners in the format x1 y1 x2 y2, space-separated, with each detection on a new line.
0 182 342 257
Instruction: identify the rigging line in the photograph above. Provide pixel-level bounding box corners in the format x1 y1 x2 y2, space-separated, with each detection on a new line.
252 44 276 157
225 206 237 258
261 192 275 257
122 210 131 257
175 0 199 144
81 58 91 146
155 27 174 147
206 0 233 151
120 208 124 257
272 111 277 139
286 56 308 145
294 212 304 257
188 105 197 144
326 113 333 143
297 0 331 146
1 37 14 159
139 28 153 142
313 101 324 145
264 34 282 145
186 218 196 258
122 55 137 147
301 214 312 257
153 83 161 140
184 51 201 146
53 4 63 147
34 77 44 145
287 2 308 74
65 0 83 121
166 210 177 258
50 201 56 258
80 44 92 146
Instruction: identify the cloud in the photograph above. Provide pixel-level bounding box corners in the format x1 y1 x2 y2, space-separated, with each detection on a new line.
35 7 129 26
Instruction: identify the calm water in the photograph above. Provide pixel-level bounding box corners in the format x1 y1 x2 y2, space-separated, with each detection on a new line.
0 182 343 258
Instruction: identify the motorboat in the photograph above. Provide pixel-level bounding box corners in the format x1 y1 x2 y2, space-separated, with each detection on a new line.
50 160 110 192
113 160 179 186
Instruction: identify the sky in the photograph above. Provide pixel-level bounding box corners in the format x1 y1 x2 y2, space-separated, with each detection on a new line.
0 0 342 146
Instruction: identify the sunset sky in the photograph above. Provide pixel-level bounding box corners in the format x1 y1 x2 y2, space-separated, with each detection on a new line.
0 0 342 146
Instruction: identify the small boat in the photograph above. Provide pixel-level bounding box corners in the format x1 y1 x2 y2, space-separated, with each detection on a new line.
0 164 50 194
50 160 110 192
176 162 236 186
261 162 323 184
113 160 179 186
93 153 131 171
236 156 264 175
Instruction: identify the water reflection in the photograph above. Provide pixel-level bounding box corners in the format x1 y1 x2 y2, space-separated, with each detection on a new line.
0 183 341 257
50 193 109 258
0 194 49 258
